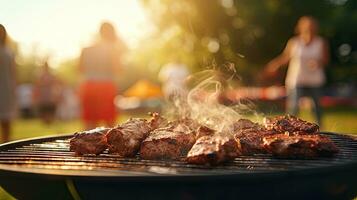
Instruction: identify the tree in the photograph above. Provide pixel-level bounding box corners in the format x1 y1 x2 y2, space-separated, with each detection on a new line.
15 45 45 84
140 0 356 85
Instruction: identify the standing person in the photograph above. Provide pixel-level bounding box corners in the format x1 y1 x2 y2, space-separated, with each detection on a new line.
17 83 34 119
79 22 125 130
0 24 16 143
158 58 190 118
33 61 62 124
266 16 329 125
57 86 80 121
158 60 190 101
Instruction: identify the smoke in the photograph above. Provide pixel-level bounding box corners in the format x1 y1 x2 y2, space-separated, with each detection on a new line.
163 66 259 134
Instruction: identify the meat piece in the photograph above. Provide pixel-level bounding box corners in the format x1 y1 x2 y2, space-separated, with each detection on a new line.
70 127 109 156
233 118 276 155
196 125 215 139
140 117 203 160
263 133 339 158
149 112 169 130
187 135 241 165
140 127 196 160
233 119 263 131
106 118 151 157
234 128 276 155
264 115 319 134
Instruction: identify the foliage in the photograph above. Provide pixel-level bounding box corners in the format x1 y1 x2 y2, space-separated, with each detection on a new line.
56 58 79 86
140 0 357 85
12 0 357 86
15 46 46 84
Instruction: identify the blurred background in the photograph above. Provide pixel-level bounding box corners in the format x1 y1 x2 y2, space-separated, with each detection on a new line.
0 0 356 141
0 0 356 198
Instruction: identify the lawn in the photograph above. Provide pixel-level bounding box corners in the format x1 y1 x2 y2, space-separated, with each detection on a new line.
0 108 356 199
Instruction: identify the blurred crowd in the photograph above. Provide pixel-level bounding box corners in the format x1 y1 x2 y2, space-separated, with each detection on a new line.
1 22 186 143
16 63 80 123
1 14 356 143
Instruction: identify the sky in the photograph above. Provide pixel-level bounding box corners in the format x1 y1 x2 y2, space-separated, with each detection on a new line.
0 0 154 66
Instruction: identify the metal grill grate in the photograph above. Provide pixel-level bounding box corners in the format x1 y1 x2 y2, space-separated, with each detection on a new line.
0 132 356 176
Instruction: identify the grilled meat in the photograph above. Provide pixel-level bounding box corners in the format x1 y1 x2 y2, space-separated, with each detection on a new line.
263 133 339 158
70 127 109 156
106 118 151 157
196 125 215 139
264 115 319 134
70 114 338 163
233 119 263 131
233 118 276 155
140 117 208 160
140 127 196 160
234 128 276 155
187 135 241 165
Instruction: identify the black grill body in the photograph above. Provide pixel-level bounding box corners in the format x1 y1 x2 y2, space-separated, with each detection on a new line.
0 132 356 200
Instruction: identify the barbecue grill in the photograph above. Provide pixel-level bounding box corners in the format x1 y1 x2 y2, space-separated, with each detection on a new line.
0 132 356 200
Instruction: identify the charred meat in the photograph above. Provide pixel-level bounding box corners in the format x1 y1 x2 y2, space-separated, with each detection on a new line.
69 114 339 164
140 117 204 160
187 135 241 165
140 127 196 160
70 127 109 156
264 115 319 134
263 133 339 158
106 118 151 157
196 125 215 139
233 118 276 155
234 128 276 155
233 118 263 131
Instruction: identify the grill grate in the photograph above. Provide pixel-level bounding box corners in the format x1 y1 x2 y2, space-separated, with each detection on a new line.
0 132 357 176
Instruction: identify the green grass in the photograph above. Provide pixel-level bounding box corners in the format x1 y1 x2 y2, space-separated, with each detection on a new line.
299 108 357 134
0 108 356 199
8 114 141 141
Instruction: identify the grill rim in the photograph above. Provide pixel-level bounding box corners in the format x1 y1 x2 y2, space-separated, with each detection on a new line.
0 132 356 181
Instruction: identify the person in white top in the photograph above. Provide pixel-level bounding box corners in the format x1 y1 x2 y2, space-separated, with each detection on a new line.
158 61 190 100
266 16 330 125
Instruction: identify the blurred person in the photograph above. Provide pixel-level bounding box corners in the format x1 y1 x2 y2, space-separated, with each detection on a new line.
57 86 80 121
0 24 16 143
266 16 329 125
158 59 190 101
17 83 34 118
79 22 126 130
33 61 62 124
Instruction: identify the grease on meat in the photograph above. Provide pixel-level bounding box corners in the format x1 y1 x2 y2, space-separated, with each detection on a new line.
187 135 241 165
263 133 339 158
106 118 151 157
70 127 109 156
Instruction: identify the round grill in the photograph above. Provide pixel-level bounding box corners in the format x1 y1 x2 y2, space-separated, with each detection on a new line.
0 132 356 176
0 132 356 200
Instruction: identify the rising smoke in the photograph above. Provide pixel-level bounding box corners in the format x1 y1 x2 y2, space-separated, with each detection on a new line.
163 66 260 134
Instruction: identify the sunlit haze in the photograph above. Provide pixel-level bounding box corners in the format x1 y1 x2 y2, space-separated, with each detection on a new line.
0 0 153 66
